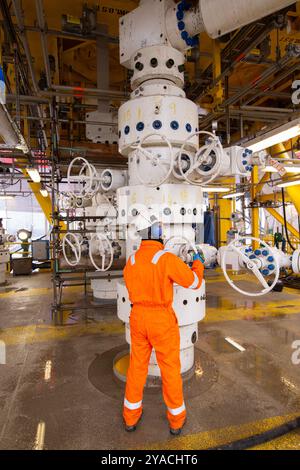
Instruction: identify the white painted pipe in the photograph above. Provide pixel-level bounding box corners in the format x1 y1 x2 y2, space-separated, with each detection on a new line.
185 0 295 38
0 106 20 147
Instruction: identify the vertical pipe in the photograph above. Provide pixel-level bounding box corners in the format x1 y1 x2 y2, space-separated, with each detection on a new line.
96 25 110 112
35 0 52 88
251 166 260 249
218 179 233 246
272 143 300 215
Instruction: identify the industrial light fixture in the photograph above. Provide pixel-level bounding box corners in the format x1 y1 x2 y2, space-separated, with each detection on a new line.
222 192 245 199
202 187 231 193
40 187 48 198
277 179 300 188
245 119 300 153
17 229 32 242
26 167 41 183
0 195 15 200
262 165 300 174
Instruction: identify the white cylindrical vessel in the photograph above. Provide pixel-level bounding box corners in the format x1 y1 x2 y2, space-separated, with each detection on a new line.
0 250 9 285
91 278 119 300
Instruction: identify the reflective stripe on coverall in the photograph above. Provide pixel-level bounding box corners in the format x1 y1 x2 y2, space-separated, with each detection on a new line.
123 240 204 429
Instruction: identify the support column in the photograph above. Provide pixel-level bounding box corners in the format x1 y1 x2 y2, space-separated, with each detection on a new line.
218 182 234 247
212 39 223 108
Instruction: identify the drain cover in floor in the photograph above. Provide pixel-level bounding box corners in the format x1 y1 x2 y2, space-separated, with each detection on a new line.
88 344 218 403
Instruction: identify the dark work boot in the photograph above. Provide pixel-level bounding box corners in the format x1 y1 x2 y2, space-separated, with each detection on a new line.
170 420 186 436
124 413 143 433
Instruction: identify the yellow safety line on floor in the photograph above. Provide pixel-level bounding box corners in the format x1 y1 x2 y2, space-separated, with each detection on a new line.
205 300 300 322
136 413 300 450
0 322 125 347
1 295 300 347
0 294 300 346
0 286 79 299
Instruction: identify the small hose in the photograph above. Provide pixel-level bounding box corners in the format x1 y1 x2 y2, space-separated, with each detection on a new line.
281 188 296 252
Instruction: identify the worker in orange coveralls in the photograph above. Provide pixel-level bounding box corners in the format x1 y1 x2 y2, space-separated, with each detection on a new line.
123 214 205 435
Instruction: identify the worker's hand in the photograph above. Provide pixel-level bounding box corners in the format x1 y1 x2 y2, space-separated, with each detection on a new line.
193 252 205 264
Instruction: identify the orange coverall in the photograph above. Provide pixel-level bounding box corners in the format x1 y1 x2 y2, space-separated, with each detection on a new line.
123 240 204 430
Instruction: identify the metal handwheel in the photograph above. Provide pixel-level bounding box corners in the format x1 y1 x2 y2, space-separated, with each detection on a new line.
67 156 99 199
62 232 82 267
164 235 198 258
178 131 224 186
132 133 174 187
89 232 114 272
221 236 280 297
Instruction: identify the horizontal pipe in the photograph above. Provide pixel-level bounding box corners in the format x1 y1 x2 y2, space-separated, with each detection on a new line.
6 94 50 104
49 85 128 99
11 114 117 127
240 105 294 113
186 0 296 38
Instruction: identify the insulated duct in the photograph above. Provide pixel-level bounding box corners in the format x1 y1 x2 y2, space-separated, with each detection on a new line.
184 0 295 39
0 104 29 152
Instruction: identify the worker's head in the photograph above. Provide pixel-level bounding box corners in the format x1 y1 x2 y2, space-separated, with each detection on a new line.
139 222 163 242
132 208 163 243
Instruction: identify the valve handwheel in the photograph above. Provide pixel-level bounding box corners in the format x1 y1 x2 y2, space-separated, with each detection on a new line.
165 236 198 258
132 133 174 187
178 131 223 186
62 232 82 267
89 232 114 272
221 236 280 297
67 156 99 199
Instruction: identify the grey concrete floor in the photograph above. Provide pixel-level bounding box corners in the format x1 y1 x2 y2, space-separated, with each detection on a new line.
0 271 299 450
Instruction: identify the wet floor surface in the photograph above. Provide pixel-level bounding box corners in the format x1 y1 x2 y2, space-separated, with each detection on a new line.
0 272 299 450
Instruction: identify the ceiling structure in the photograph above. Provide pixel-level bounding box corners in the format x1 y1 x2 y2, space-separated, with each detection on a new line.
0 0 299 165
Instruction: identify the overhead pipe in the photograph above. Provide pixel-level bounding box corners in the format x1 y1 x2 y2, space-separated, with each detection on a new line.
0 104 29 152
6 94 50 105
12 0 48 148
48 85 128 100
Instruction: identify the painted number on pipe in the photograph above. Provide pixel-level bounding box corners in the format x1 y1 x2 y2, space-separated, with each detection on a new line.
291 340 300 365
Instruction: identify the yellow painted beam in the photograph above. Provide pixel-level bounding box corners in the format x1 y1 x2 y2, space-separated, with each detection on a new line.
212 39 224 106
266 207 300 240
28 183 52 224
257 193 287 203
15 117 54 226
18 167 52 224
218 196 233 246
